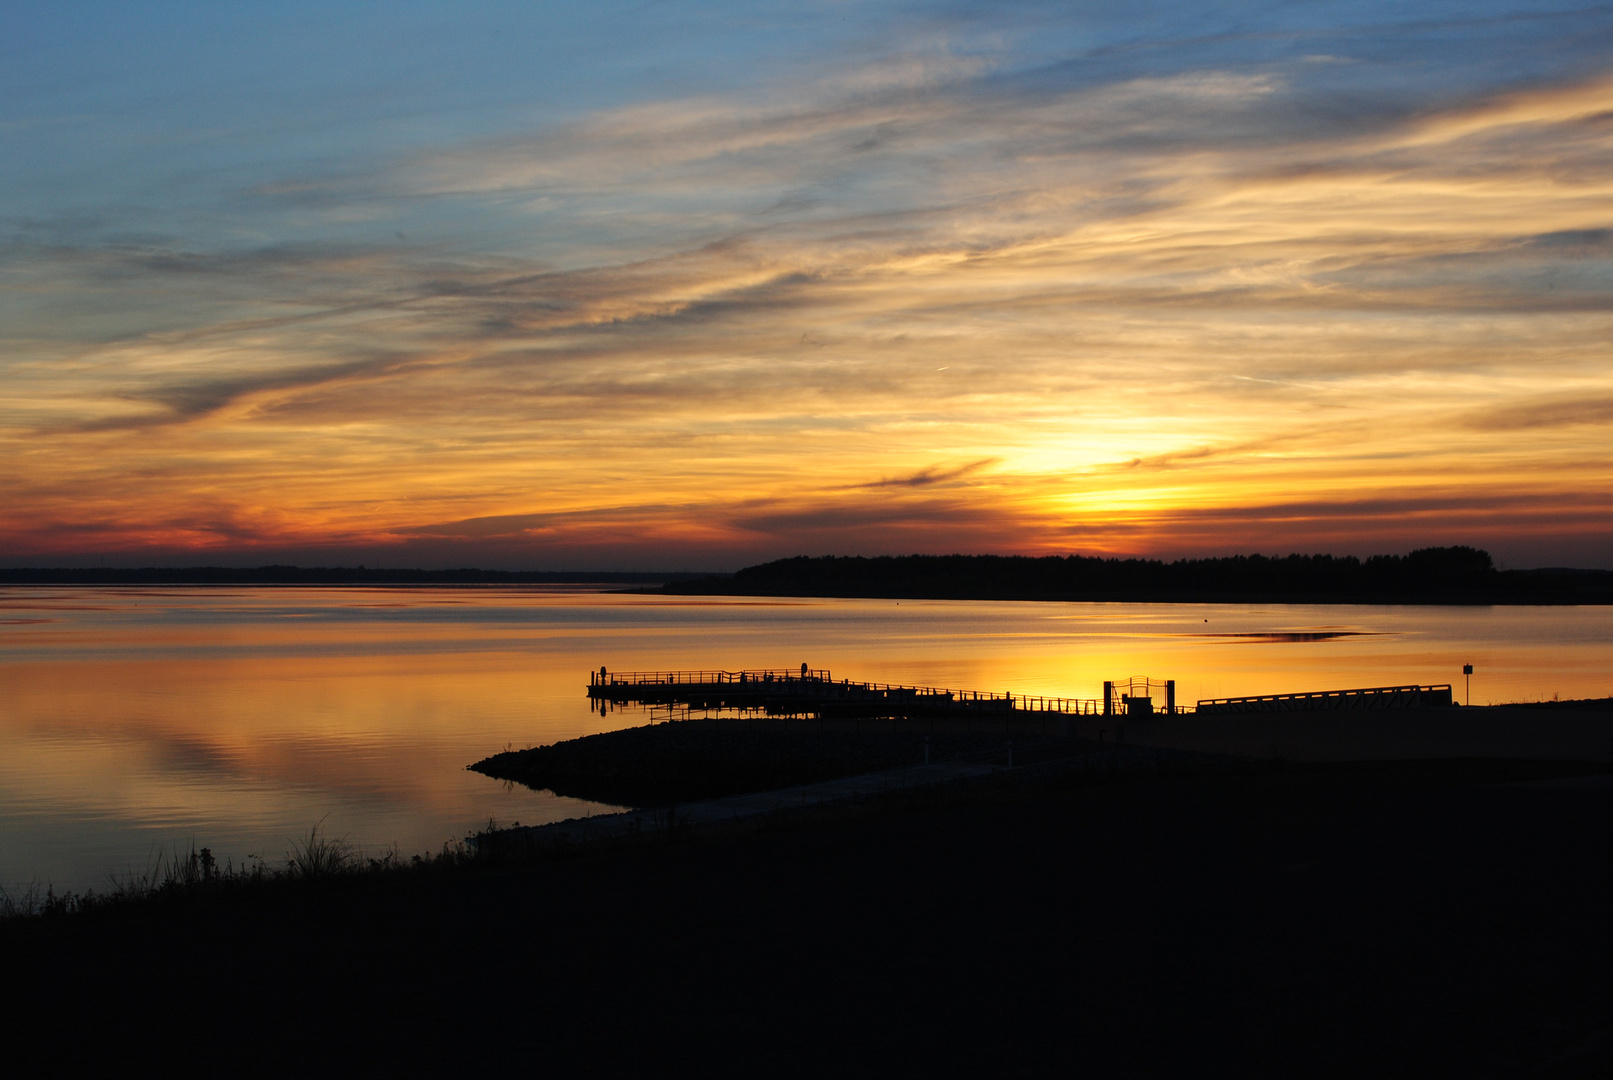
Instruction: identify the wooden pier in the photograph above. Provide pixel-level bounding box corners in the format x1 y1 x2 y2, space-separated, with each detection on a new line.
587 669 1461 732
588 667 1102 734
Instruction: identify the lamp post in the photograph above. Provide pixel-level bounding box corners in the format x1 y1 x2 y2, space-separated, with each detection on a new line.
1463 663 1473 706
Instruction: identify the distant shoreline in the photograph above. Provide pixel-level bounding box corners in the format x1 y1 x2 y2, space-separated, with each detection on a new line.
0 567 711 586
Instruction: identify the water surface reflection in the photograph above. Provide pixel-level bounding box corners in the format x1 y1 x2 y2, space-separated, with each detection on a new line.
1 587 1608 891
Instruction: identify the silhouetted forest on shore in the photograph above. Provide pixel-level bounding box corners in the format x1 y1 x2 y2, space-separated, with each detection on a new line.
666 547 1613 604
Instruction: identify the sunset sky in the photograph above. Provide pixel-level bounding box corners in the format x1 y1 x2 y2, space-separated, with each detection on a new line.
4 2 1611 569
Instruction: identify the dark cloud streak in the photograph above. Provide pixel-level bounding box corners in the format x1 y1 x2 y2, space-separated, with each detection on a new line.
1464 395 1613 432
849 458 999 488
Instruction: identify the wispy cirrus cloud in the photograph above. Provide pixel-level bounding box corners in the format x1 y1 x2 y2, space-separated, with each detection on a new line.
3 4 1613 568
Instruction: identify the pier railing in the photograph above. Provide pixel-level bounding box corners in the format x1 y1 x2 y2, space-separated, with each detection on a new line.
592 668 832 686
598 671 1460 723
590 668 1102 716
1196 683 1454 714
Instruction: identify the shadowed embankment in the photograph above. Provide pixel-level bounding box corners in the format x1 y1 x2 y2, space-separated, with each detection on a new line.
471 698 1613 809
470 726 1034 806
7 751 1613 1075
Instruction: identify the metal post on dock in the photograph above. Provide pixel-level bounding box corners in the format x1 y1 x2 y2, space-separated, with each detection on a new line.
1167 680 1176 715
1103 681 1113 717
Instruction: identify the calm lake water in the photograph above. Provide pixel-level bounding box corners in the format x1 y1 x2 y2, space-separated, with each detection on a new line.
2 586 1610 893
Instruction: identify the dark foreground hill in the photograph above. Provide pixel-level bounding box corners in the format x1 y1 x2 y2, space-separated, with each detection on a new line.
666 547 1613 603
6 755 1613 1076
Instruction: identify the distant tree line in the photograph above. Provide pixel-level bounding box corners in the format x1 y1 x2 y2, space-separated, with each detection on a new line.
665 548 1613 604
0 566 706 586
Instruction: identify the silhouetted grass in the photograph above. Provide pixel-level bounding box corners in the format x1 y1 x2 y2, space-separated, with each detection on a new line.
2 743 1119 920
0 824 484 921
287 820 356 878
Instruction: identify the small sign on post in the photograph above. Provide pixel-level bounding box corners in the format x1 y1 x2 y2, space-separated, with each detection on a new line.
1463 663 1473 706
